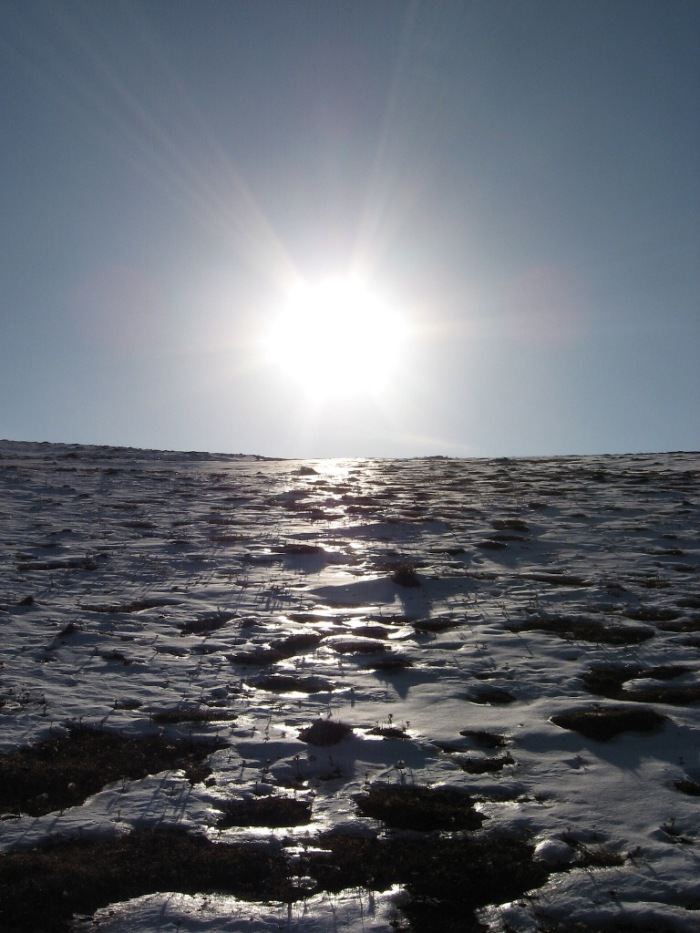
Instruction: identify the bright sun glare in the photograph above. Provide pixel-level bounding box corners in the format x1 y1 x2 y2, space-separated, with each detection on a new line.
266 277 406 399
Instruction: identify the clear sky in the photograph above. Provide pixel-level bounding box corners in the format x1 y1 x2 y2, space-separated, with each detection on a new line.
2 0 698 458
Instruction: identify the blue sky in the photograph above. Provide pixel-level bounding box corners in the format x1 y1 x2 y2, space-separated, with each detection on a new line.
1 0 698 458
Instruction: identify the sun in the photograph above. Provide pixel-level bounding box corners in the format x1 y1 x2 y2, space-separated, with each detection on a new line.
266 276 406 399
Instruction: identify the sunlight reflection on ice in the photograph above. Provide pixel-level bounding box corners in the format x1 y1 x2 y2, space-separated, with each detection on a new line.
76 886 409 932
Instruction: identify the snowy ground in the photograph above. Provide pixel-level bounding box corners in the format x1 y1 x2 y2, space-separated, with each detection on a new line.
1 440 699 932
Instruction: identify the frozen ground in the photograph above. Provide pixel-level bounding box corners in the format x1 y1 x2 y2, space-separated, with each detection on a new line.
0 440 699 932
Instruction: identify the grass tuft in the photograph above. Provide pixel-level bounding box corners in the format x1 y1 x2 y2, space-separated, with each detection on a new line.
150 706 236 724
512 614 654 645
298 718 353 746
674 779 700 797
390 563 421 587
551 705 667 741
465 686 516 705
581 664 700 705
217 794 312 828
451 755 514 774
253 673 334 693
459 730 508 749
354 783 485 831
179 612 234 636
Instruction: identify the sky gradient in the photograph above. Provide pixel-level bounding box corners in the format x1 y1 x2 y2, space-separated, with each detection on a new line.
2 0 698 458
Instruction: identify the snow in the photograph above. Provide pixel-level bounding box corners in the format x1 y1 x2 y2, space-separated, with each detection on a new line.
74 886 410 932
1 440 699 931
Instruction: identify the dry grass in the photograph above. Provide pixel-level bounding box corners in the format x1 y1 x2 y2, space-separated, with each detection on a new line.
252 673 335 693
459 729 508 749
315 830 548 933
390 563 422 587
217 794 312 828
674 779 700 797
0 828 292 933
551 705 668 741
298 718 353 746
354 783 485 831
0 727 226 817
465 686 516 705
179 612 234 635
0 824 549 933
581 664 700 705
151 706 237 724
512 614 655 645
228 631 322 665
451 755 515 774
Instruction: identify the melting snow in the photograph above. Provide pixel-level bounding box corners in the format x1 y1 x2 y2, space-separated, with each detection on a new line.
1 440 699 931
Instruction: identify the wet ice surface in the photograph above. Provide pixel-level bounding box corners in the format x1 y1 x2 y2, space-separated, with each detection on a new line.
1 440 699 931
74 887 410 933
